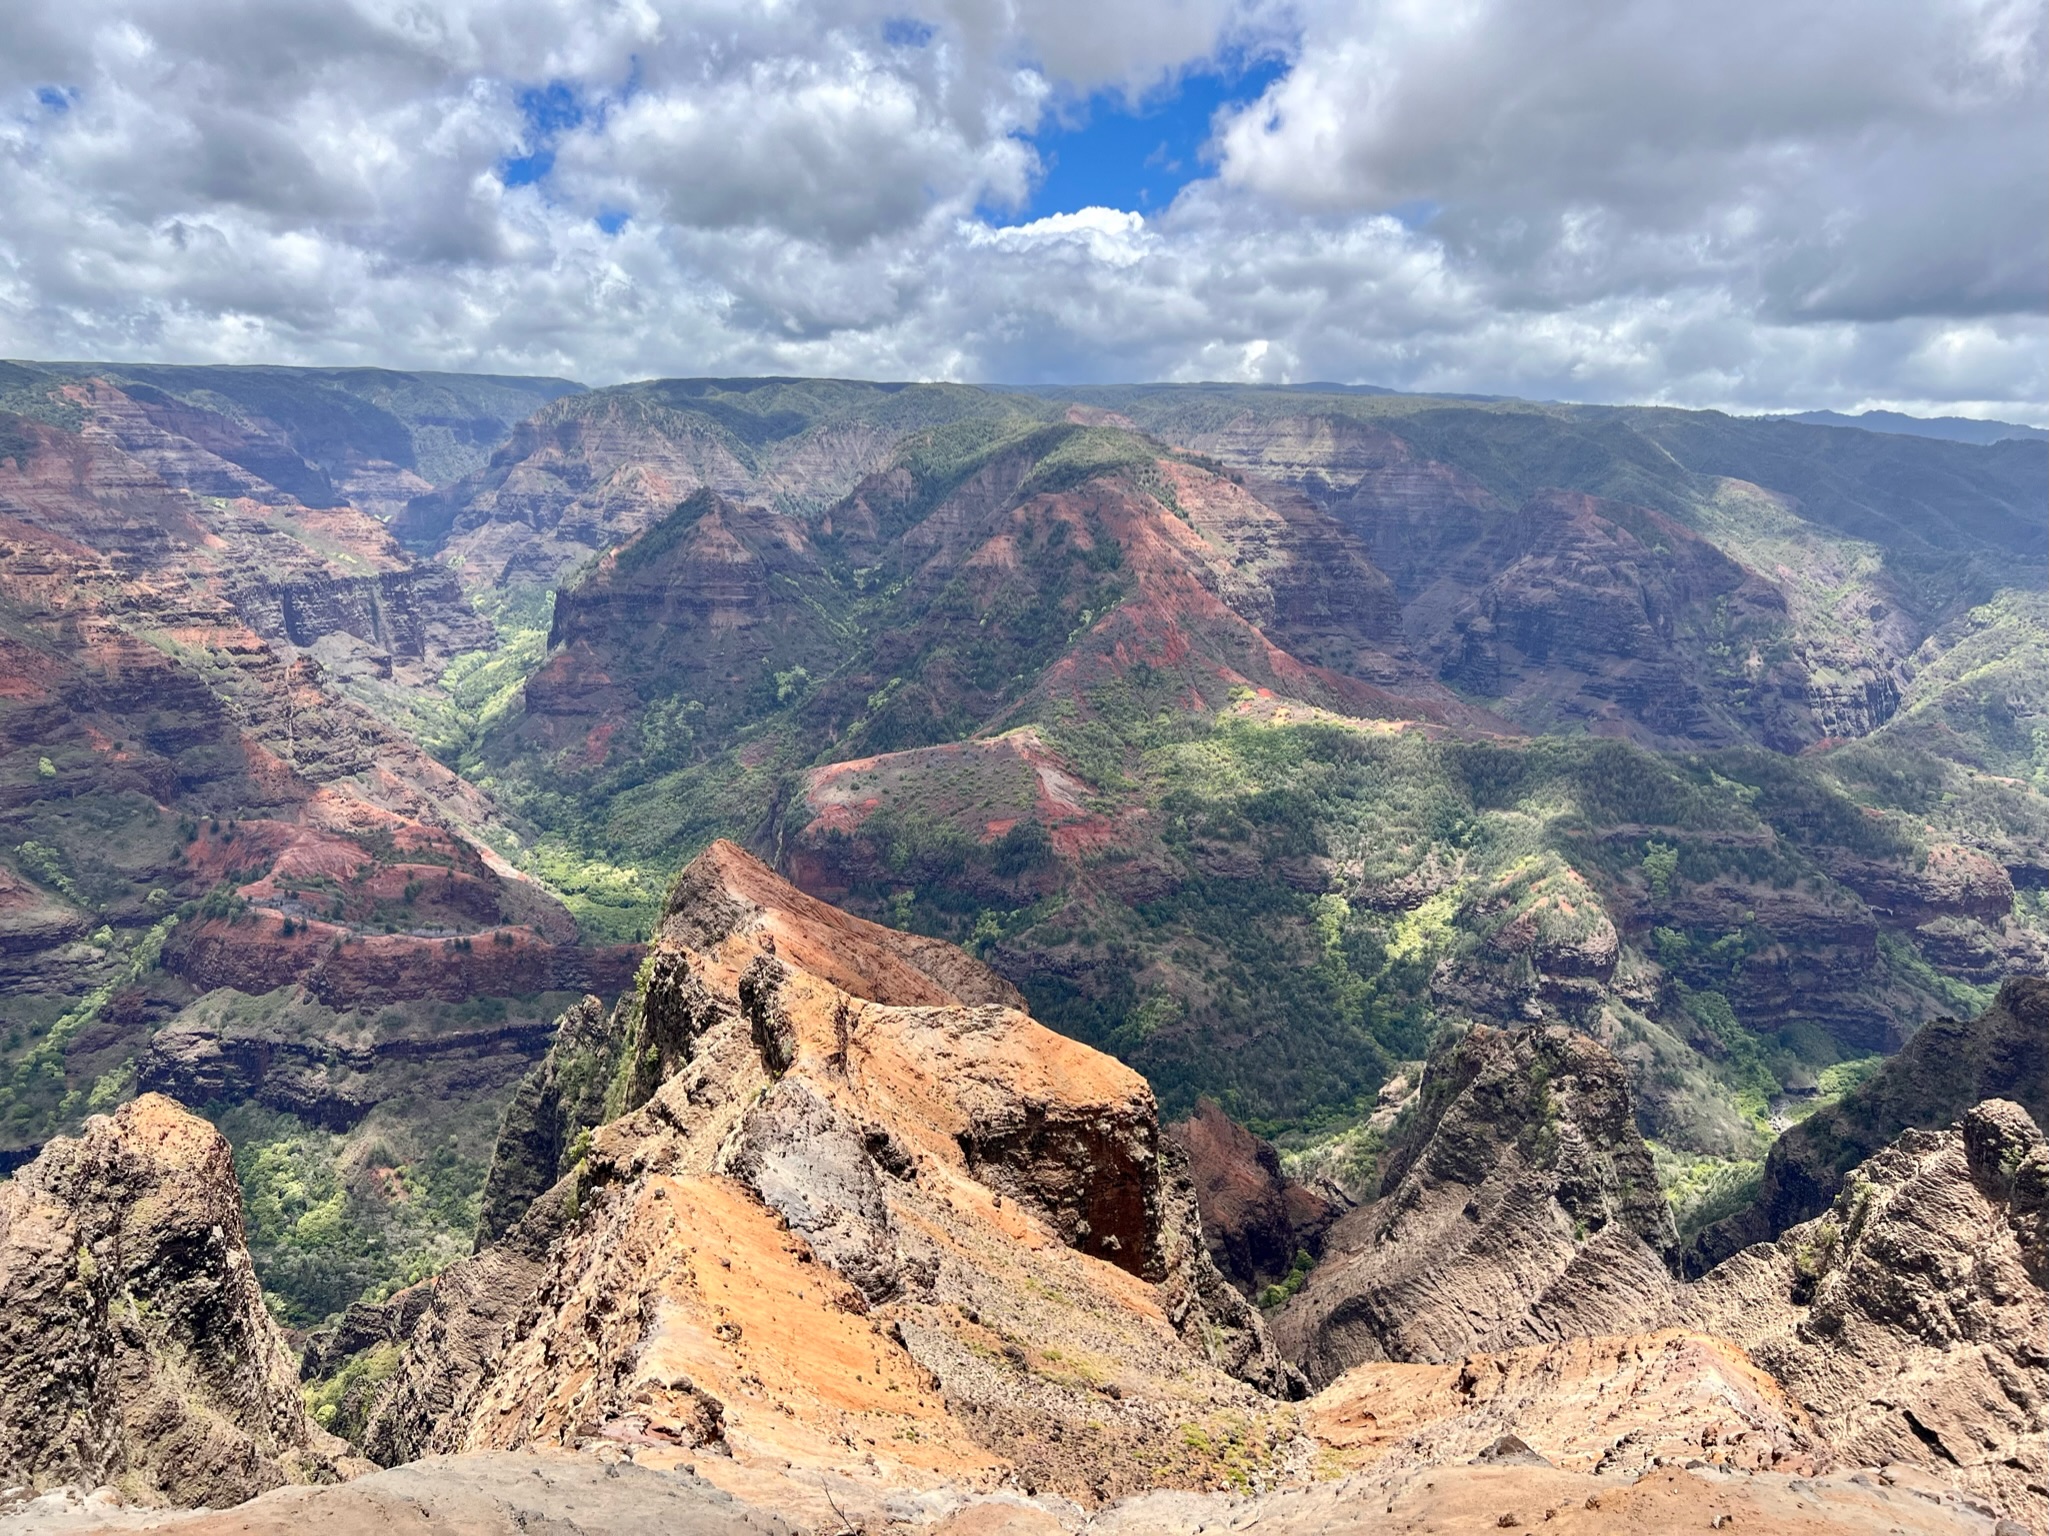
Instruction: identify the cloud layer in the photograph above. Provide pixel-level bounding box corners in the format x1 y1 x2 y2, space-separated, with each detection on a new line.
1 0 2042 419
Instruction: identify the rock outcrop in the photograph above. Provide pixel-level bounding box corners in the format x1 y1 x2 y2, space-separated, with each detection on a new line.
1307 1329 1825 1480
356 842 1300 1507
1682 1100 2049 1529
1167 1097 1340 1295
1273 1024 1678 1387
471 994 633 1248
0 1095 356 1505
137 1011 564 1134
1690 976 2049 1271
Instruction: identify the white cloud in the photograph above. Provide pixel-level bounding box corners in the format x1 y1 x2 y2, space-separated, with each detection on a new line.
556 50 1036 246
965 206 1153 264
0 0 2041 422
1213 0 2049 323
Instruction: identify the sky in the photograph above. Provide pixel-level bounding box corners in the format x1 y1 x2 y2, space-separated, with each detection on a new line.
0 0 2043 420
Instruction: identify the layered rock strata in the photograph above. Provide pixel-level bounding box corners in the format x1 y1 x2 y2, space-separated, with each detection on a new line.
518 490 851 749
0 1096 356 1505
137 1010 565 1134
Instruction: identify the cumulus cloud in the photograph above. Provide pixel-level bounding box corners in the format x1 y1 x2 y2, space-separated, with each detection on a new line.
1214 0 2048 324
0 0 2040 420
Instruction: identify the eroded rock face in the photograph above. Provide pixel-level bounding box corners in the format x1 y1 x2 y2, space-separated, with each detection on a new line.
1307 1329 1825 1481
0 1095 354 1505
398 384 966 592
471 996 629 1248
358 841 1301 1505
518 490 851 758
1682 1100 2049 1530
1167 1098 1340 1295
1690 976 2049 1272
1273 1025 1678 1387
1171 415 1803 748
138 1013 562 1136
1828 844 2018 927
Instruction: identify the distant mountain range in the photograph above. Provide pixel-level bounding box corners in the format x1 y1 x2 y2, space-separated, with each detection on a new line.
1782 407 2047 445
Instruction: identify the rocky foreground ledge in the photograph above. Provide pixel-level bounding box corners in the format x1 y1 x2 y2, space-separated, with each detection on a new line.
2 844 2043 1534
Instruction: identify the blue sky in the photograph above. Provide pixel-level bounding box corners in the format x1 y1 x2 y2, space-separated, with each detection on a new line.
500 80 587 188
1005 58 1288 222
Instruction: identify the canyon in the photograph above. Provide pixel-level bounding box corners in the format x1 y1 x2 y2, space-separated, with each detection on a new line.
0 365 2044 1531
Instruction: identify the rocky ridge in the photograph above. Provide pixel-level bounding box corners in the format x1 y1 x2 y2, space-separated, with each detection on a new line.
1692 976 2049 1270
351 841 1299 1506
330 849 2045 1527
0 1095 358 1505
8 874 2046 1533
1683 1099 2049 1527
1261 1019 2049 1527
1273 1024 1679 1386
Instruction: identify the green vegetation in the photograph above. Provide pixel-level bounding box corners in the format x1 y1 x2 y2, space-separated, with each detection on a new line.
223 1103 491 1326
1651 1143 1765 1239
304 1342 404 1441
7 370 2035 1320
1814 1055 1887 1099
322 399 2036 1165
1641 841 1678 902
0 917 176 1136
1279 1116 1391 1203
1258 1249 1317 1310
435 551 2039 1146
